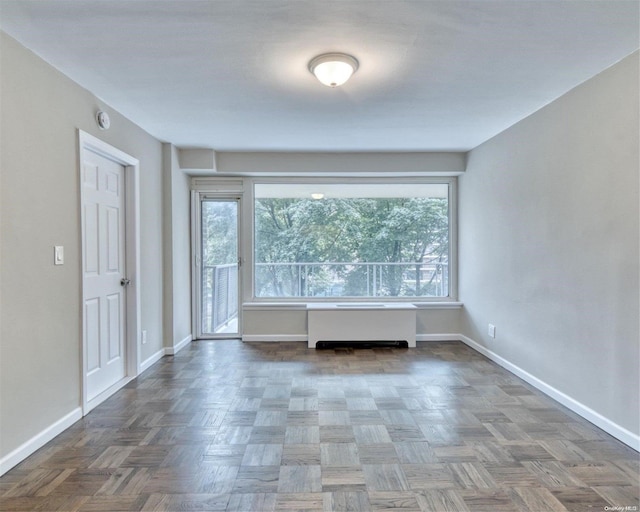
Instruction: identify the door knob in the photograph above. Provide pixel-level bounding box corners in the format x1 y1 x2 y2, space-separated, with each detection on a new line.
120 278 131 287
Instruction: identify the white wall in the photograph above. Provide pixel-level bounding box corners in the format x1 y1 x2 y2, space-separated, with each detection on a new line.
162 144 192 350
0 32 164 460
459 52 639 441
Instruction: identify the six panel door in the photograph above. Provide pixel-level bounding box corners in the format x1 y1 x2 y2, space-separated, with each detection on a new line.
82 149 127 402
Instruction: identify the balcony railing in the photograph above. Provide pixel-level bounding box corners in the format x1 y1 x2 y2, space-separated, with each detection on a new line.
203 264 238 334
255 260 448 298
203 260 448 333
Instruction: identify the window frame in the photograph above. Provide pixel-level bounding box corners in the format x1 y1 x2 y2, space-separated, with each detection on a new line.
246 176 458 303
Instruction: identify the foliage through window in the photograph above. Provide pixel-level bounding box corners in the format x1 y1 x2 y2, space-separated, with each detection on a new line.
254 183 451 298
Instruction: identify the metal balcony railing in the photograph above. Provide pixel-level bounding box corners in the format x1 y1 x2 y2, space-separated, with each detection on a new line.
202 264 238 334
203 259 448 332
254 260 448 298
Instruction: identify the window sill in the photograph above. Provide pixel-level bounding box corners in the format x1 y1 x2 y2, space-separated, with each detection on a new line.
243 301 462 311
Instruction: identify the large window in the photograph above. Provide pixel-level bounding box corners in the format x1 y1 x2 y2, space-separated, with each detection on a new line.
254 181 454 299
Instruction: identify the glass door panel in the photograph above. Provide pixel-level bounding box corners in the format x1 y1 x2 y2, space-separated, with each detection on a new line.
200 199 240 337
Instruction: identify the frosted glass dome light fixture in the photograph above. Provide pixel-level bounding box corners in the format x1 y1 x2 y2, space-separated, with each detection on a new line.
308 53 359 87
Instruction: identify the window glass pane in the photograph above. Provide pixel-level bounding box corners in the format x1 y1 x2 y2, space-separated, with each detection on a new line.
254 183 449 298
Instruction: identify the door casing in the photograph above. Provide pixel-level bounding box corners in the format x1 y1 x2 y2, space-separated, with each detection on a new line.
79 130 141 414
192 192 242 339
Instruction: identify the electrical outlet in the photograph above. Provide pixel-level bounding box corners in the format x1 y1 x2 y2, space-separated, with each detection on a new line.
142 330 147 344
488 323 496 338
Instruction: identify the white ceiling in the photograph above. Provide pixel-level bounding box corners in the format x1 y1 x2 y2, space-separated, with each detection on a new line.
0 1 638 152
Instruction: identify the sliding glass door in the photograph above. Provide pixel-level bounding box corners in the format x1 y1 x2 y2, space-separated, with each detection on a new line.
197 197 241 338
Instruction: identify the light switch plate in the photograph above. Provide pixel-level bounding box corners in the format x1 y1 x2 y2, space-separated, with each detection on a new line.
54 245 64 265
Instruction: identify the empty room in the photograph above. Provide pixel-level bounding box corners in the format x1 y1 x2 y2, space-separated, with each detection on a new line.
0 1 638 511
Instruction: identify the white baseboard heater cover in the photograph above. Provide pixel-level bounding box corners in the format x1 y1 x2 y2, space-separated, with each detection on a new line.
307 303 417 349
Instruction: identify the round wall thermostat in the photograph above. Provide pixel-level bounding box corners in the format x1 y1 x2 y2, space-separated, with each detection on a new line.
96 111 111 130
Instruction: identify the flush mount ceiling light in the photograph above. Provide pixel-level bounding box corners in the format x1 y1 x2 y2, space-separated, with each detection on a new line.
308 53 359 87
311 193 325 200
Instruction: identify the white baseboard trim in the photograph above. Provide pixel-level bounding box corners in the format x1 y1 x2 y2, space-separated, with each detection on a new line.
140 347 166 373
416 334 462 342
0 407 82 476
242 334 308 342
458 334 640 451
85 376 134 414
140 334 192 370
166 334 192 355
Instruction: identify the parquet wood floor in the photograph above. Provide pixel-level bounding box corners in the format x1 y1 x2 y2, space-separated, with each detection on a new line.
1 341 638 511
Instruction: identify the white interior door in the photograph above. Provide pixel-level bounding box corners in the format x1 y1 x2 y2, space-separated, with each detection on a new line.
82 149 127 403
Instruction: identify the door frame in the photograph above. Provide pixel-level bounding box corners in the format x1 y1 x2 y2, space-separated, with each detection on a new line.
192 191 243 339
78 130 141 414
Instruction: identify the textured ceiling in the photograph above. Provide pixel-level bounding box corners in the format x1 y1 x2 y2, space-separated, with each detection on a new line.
0 0 638 151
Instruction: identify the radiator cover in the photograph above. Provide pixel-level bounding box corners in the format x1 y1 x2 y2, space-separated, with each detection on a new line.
307 303 417 349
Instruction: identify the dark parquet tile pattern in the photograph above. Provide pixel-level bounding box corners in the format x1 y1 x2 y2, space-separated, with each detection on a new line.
1 341 638 511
